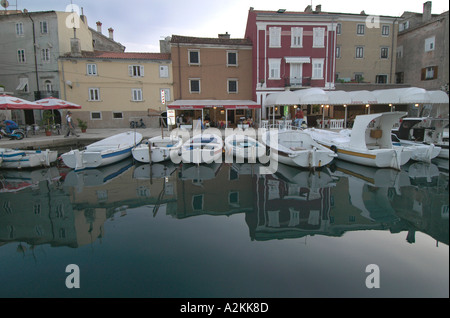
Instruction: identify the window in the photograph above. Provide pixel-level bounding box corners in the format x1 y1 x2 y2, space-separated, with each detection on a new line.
16 77 29 92
381 25 390 36
228 79 238 94
425 36 435 52
421 66 438 80
87 63 97 75
313 28 325 47
44 80 52 92
159 65 169 78
88 88 100 101
355 46 364 58
15 23 23 36
268 59 281 79
227 51 237 66
128 64 144 77
113 112 123 119
357 24 365 35
189 79 200 93
399 21 409 31
17 49 26 63
132 88 143 101
380 47 389 59
41 48 50 62
354 73 364 82
91 112 102 120
395 72 404 84
40 21 48 34
188 50 200 65
229 192 239 207
311 59 324 79
291 27 303 47
336 23 341 35
192 194 204 211
396 46 403 59
269 27 281 47
375 75 387 83
336 46 341 58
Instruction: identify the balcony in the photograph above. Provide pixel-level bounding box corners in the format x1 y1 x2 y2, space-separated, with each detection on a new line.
284 77 311 88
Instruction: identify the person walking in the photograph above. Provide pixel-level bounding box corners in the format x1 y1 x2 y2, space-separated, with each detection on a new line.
65 111 79 137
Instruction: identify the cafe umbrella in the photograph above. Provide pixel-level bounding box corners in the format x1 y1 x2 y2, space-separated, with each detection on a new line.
0 94 43 110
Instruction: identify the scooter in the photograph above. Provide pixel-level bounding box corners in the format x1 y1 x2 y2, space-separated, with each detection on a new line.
0 128 26 140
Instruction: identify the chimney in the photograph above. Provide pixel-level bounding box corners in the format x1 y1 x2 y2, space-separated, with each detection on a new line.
315 5 322 13
218 32 230 39
423 1 432 22
108 27 114 40
70 38 81 57
304 5 313 12
96 21 102 33
80 7 87 25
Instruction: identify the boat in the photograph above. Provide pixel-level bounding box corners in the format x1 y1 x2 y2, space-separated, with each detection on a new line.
261 129 337 169
61 131 142 170
0 166 60 193
224 133 265 163
178 133 223 164
391 133 441 163
0 148 58 169
304 112 413 170
132 135 182 163
392 116 449 159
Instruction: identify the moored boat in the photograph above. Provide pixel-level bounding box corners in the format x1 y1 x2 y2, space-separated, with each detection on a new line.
0 148 58 169
304 112 413 170
61 131 142 170
261 129 337 169
178 133 223 164
224 133 265 163
132 135 182 163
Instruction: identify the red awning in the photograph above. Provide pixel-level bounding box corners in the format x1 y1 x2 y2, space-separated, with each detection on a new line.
168 100 260 110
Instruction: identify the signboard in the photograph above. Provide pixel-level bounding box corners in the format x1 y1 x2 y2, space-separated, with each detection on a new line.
161 89 166 105
167 109 175 125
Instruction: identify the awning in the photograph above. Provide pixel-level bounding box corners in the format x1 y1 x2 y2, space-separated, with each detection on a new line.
168 100 260 110
285 57 311 64
16 78 28 91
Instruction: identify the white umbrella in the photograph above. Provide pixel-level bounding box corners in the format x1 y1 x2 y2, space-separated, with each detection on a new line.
0 94 42 110
34 97 81 109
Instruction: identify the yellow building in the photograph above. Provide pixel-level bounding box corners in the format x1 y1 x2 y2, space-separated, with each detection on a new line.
59 51 173 128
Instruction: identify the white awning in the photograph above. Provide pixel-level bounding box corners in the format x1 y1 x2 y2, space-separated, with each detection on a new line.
168 100 260 109
284 57 311 64
16 78 28 91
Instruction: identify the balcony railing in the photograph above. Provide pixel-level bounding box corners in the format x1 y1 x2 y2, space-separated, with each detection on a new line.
34 90 59 100
284 77 311 87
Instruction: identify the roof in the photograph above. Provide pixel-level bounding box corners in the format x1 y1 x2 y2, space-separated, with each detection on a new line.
64 51 171 60
170 35 252 46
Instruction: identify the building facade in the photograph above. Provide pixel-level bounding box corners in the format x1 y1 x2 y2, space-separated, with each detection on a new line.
59 51 172 128
396 1 449 93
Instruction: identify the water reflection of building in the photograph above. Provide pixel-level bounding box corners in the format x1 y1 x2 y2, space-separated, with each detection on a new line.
172 163 255 218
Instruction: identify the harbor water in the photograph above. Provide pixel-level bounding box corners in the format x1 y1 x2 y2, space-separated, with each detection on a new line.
0 156 448 298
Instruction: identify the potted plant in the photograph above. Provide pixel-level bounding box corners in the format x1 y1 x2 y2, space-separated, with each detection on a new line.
77 118 87 133
41 110 55 136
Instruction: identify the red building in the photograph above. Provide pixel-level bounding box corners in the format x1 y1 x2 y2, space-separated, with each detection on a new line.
245 6 337 119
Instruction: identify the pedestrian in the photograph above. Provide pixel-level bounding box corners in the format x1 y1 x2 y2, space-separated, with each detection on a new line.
65 111 79 137
294 108 304 127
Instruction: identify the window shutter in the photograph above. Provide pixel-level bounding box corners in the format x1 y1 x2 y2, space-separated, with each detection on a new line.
433 66 438 79
421 68 426 80
140 65 144 77
128 65 133 76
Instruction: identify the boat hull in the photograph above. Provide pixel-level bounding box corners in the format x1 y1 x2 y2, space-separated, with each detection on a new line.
179 134 223 164
224 135 265 163
132 136 182 163
0 149 58 168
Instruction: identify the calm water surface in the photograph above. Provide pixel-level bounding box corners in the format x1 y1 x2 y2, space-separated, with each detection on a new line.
0 156 448 298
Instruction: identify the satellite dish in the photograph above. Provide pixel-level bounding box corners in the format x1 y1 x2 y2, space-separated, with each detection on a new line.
1 0 9 9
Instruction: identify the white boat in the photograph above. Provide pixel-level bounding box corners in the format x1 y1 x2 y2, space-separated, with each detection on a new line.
261 129 337 169
304 112 413 170
391 133 441 163
132 135 182 163
178 133 223 164
0 148 58 169
61 131 142 170
224 133 265 163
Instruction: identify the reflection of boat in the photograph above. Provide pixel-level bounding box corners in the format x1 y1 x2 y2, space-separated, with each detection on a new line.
61 131 142 170
403 162 440 185
0 167 60 193
63 157 134 189
179 133 223 164
305 112 413 170
133 161 177 179
262 129 337 169
224 133 265 163
275 163 335 189
178 162 222 181
132 135 182 163
0 148 58 169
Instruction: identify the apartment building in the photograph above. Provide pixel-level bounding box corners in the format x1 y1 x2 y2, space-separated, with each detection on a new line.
168 34 257 126
396 1 449 92
59 51 172 128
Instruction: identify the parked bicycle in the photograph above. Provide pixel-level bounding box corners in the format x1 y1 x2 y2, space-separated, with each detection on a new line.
130 118 146 129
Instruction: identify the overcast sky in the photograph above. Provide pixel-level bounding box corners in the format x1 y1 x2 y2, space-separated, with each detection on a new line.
8 0 450 52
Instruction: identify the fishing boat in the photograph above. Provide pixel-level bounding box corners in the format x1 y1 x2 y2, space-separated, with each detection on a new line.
224 133 265 163
178 133 223 164
261 129 337 169
132 135 182 163
391 133 441 163
0 148 58 169
392 116 449 159
304 112 413 170
61 131 142 170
